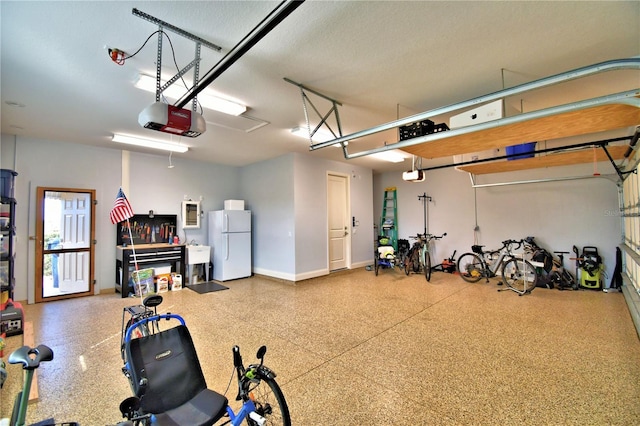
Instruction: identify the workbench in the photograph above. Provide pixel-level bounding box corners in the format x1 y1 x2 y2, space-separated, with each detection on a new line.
115 243 186 297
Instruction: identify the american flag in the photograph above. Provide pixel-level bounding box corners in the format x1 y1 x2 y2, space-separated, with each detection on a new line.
110 188 134 224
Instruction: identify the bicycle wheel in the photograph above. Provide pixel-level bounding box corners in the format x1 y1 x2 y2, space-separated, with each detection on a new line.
501 258 537 293
410 248 421 273
245 375 291 426
424 250 432 281
374 256 379 276
457 253 484 283
404 253 412 275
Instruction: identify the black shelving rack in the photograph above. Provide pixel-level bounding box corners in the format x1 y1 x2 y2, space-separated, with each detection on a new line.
1 169 24 336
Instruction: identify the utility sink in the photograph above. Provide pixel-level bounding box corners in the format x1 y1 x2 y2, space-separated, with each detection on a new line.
186 245 211 265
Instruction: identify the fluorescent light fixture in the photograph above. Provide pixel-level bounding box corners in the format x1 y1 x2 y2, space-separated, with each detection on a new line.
369 150 408 163
135 74 247 116
291 126 346 148
112 134 188 153
291 126 334 142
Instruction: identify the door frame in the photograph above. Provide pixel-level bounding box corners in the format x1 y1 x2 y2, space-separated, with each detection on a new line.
35 187 96 303
327 172 351 271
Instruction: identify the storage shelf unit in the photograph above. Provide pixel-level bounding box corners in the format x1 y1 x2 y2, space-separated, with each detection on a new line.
1 169 23 336
1 196 16 300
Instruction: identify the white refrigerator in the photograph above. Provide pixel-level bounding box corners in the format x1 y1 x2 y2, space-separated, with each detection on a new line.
208 210 252 281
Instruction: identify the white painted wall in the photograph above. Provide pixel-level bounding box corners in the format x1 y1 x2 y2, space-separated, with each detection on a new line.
293 153 374 278
241 154 296 279
1 134 246 301
241 152 374 281
1 133 375 301
374 160 622 282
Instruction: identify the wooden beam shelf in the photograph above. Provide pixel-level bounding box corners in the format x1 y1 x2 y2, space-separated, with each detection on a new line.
400 103 639 160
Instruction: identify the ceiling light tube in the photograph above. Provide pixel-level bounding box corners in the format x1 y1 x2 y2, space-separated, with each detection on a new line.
369 150 408 163
291 126 346 148
112 134 189 153
135 74 246 116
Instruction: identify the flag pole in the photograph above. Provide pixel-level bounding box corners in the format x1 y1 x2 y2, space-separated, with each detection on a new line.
111 187 143 302
125 218 143 305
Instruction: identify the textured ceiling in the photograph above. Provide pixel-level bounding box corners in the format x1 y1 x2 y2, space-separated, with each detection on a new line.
1 1 639 173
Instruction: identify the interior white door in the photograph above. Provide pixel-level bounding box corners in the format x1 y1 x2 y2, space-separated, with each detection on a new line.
328 173 349 271
57 192 91 293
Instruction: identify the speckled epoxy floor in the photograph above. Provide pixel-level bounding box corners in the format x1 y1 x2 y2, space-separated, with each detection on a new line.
1 268 639 425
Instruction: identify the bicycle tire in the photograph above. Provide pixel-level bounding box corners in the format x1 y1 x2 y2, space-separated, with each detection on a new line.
411 249 421 273
501 258 537 293
404 254 411 275
374 256 379 276
245 375 291 426
424 250 432 281
457 253 484 283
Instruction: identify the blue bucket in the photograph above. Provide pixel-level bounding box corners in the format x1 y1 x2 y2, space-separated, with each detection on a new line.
506 142 536 160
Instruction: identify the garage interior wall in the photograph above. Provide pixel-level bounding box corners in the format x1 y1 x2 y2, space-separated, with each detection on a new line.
0 133 375 301
373 161 621 284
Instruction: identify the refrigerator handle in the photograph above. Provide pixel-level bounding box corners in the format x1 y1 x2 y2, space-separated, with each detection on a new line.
225 234 230 261
224 213 229 233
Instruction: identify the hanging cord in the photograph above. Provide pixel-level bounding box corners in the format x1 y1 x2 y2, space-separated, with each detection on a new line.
473 187 479 245
593 145 601 176
108 30 204 114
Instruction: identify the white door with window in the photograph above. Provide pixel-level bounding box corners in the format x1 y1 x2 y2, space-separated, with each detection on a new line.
37 188 94 301
328 173 349 271
57 192 91 292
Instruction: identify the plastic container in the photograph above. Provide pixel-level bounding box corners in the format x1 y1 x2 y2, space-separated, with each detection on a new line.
1 169 18 199
170 273 182 291
506 142 536 160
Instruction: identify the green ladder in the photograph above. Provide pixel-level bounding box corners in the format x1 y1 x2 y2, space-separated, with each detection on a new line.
380 187 398 251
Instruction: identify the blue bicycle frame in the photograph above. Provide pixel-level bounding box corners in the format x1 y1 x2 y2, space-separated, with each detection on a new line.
123 314 269 426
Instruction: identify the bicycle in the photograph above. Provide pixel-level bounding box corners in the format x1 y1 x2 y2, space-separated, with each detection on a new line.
6 344 79 426
404 232 447 281
523 237 577 290
457 239 538 295
120 294 163 362
119 313 290 426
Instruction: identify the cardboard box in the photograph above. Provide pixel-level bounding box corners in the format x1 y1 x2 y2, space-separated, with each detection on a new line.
224 200 245 210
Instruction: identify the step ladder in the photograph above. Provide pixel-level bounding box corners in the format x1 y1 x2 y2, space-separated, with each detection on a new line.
380 187 398 251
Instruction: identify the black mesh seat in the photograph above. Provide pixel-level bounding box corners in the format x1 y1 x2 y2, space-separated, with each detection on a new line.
124 325 228 426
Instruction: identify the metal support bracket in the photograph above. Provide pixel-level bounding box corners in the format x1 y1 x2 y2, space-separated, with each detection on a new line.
132 8 223 111
284 77 345 152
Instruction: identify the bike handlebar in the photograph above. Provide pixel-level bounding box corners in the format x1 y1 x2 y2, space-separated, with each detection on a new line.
409 232 447 241
501 239 523 250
